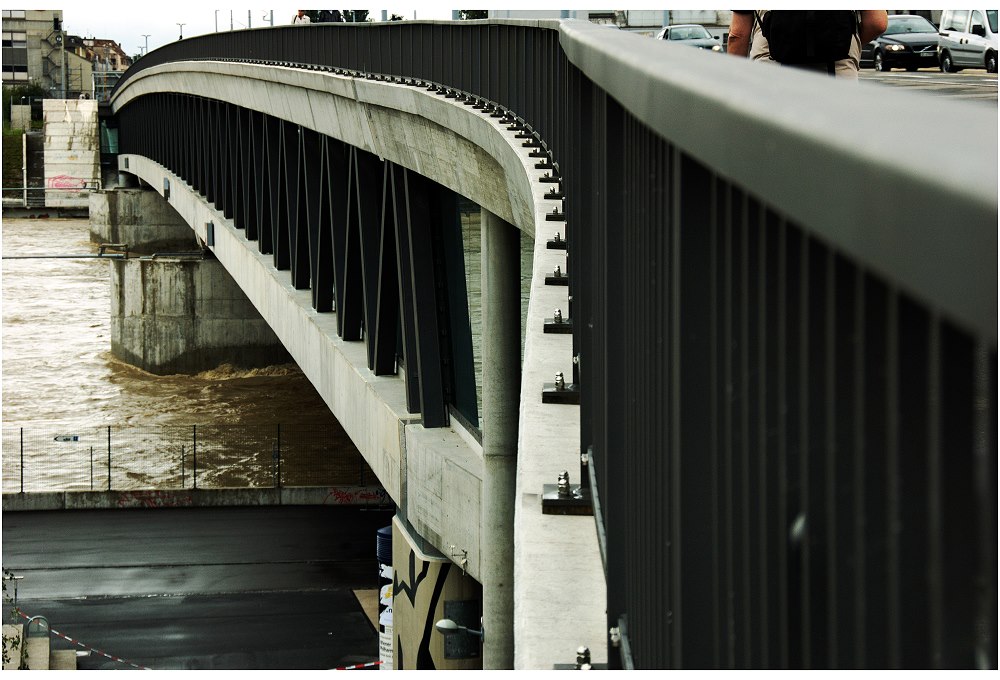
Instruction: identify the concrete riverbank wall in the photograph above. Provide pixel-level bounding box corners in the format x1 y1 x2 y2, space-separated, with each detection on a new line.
2 485 390 512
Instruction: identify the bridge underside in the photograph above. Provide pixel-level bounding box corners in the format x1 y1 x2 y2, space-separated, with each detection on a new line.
112 59 603 670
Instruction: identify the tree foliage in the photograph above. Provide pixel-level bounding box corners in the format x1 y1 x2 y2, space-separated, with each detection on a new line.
459 10 489 20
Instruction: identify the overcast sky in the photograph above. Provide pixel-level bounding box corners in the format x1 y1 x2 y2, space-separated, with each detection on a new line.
55 1 703 59
58 2 460 58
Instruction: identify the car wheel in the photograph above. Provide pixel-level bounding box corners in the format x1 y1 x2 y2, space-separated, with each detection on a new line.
941 51 958 73
986 51 998 73
874 51 887 72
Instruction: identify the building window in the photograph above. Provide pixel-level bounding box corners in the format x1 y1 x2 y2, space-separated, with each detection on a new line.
2 31 27 48
2 10 27 19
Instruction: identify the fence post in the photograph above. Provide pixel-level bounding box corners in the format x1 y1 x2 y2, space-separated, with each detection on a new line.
90 446 93 491
192 425 198 490
275 424 282 489
19 427 23 494
107 426 111 491
181 445 185 489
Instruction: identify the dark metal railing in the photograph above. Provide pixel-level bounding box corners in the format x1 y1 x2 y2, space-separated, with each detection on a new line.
110 20 997 669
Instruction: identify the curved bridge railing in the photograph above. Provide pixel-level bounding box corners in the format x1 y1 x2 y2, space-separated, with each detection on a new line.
111 20 997 670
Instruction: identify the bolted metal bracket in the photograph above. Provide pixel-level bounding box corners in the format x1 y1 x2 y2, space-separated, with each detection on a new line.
536 159 555 170
542 371 579 404
545 187 565 200
544 308 572 334
545 265 568 286
545 206 566 221
539 171 560 183
547 232 567 250
529 149 549 158
542 464 592 516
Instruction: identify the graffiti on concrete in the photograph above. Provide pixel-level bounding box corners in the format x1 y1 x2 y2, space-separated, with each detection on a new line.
324 486 390 505
46 175 89 190
115 490 193 509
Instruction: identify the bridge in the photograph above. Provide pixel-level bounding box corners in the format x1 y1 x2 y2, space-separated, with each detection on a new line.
104 19 996 670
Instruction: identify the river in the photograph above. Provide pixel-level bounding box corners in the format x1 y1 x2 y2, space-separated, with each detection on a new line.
1 212 531 492
1 217 359 491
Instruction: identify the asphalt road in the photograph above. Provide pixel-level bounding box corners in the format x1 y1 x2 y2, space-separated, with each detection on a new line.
2 505 395 670
859 67 998 104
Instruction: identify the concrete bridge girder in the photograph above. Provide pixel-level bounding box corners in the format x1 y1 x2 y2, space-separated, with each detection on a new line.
110 61 535 238
112 60 604 669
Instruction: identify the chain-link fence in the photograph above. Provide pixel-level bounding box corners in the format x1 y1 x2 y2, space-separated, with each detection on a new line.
1 424 374 492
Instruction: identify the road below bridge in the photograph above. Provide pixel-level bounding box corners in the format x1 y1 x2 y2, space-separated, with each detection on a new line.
2 505 394 670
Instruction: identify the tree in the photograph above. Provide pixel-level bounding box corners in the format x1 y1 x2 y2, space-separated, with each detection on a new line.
389 13 404 21
341 10 370 23
459 10 489 20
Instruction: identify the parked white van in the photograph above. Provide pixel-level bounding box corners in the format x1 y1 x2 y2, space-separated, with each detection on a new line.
937 9 998 72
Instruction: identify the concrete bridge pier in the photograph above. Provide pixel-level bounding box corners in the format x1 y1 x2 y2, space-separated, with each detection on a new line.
479 209 521 669
91 185 290 375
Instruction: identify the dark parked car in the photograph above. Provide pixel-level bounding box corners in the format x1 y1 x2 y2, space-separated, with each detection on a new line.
861 14 939 71
654 24 723 52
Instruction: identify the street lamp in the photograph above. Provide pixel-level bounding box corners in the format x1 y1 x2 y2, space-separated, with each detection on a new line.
434 618 485 641
177 23 186 40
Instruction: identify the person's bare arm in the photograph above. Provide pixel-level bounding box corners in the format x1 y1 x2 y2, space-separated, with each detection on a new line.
728 12 754 56
859 10 889 44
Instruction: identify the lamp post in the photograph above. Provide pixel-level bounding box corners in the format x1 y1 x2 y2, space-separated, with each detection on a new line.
176 22 186 40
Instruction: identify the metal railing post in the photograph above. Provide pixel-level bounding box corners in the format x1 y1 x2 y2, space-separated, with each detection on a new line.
275 424 282 489
180 445 185 489
192 425 198 490
90 446 93 491
107 426 111 491
19 427 23 494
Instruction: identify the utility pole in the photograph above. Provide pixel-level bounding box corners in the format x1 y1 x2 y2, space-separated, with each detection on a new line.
247 10 251 28
141 34 150 54
177 22 185 40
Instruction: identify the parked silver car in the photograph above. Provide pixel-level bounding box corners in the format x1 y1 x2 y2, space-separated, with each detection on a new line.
937 9 998 73
654 24 723 52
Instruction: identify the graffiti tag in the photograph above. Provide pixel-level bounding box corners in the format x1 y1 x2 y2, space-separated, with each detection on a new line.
115 490 193 509
46 175 88 190
323 486 390 505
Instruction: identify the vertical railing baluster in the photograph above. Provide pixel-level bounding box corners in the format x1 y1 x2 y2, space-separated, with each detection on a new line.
193 425 198 490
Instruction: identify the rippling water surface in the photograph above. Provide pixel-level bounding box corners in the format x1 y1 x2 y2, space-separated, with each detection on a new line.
2 217 353 489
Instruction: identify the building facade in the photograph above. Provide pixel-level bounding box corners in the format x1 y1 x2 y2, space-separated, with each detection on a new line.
2 9 66 92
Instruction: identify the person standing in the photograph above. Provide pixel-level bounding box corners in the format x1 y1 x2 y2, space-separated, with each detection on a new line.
728 10 888 79
292 10 311 25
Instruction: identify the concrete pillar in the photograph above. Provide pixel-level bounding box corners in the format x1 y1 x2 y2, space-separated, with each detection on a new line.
479 208 521 669
98 186 289 375
90 188 196 254
110 256 291 375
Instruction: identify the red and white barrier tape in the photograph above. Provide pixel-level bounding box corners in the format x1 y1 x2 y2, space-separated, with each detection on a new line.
17 610 151 670
332 660 383 670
